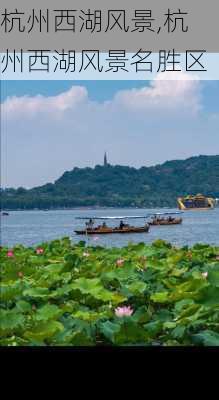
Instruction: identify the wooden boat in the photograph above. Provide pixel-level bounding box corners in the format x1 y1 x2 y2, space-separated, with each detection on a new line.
149 217 182 226
74 215 150 235
75 225 149 235
148 212 183 226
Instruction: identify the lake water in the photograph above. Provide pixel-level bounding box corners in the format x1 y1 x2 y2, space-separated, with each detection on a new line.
1 208 219 248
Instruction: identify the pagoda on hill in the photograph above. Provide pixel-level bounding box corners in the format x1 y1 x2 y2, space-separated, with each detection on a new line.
104 152 109 167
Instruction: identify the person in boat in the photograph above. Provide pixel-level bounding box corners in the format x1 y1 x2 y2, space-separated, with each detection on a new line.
119 220 125 229
102 222 107 229
154 215 159 223
86 219 94 230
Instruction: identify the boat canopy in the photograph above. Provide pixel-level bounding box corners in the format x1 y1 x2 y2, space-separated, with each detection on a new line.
149 211 183 216
76 211 183 220
76 215 148 220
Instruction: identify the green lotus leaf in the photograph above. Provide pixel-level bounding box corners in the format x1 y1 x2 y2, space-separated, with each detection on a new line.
64 254 81 268
37 271 71 288
163 321 177 329
0 336 29 346
198 286 219 306
192 330 219 346
59 301 79 313
71 277 101 292
150 291 169 303
24 321 64 342
49 284 74 298
170 267 188 277
164 340 181 346
207 269 219 287
28 255 46 265
174 299 195 313
125 281 148 296
143 320 163 337
70 277 126 303
132 306 152 324
99 321 121 343
165 281 209 303
0 282 23 301
177 304 201 319
72 309 109 322
16 300 32 313
68 331 94 346
35 304 62 322
171 325 186 339
52 329 77 345
174 278 209 293
176 307 207 327
102 265 138 283
0 310 25 336
40 263 65 274
23 287 50 298
155 310 173 322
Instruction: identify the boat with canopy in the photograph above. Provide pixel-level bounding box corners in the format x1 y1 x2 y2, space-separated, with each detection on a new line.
74 211 183 235
148 211 183 226
74 215 150 235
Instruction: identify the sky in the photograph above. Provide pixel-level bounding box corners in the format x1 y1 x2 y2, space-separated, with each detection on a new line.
1 77 219 188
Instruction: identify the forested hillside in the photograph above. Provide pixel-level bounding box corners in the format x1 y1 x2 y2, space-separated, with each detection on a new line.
1 155 219 209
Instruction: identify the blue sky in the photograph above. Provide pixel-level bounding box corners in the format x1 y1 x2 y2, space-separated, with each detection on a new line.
1 80 154 102
2 80 219 111
1 78 219 188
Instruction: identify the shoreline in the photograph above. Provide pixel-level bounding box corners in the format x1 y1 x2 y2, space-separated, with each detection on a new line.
1 206 178 212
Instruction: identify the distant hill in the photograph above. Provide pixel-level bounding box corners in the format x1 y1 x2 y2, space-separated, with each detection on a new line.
1 155 219 210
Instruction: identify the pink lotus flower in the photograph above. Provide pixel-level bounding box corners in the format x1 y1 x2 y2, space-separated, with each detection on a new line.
116 258 125 267
202 272 208 279
7 250 14 257
17 271 24 278
83 252 90 257
36 248 44 255
115 306 134 318
93 236 99 241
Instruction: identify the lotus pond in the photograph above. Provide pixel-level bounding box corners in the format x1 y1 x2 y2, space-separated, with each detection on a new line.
1 237 219 346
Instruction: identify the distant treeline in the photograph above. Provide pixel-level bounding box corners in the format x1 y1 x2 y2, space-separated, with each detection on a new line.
1 155 219 210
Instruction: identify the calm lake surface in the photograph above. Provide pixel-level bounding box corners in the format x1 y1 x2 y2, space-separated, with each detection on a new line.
1 208 219 248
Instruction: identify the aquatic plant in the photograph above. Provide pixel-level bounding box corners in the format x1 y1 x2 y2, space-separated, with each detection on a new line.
0 238 219 346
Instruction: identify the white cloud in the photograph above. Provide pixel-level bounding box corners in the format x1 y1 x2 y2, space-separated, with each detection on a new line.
113 72 201 113
2 86 88 117
2 73 202 120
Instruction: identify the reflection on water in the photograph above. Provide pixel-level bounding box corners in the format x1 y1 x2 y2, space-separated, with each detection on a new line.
1 208 219 248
